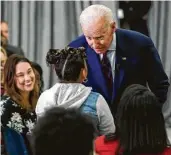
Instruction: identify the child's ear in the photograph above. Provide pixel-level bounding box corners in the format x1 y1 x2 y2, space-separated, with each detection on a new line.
82 68 88 79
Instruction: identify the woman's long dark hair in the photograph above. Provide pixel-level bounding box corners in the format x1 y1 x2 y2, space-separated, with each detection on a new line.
46 46 87 82
114 84 168 155
31 61 44 95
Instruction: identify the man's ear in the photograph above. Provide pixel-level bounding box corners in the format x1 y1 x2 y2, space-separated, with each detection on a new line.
110 22 116 32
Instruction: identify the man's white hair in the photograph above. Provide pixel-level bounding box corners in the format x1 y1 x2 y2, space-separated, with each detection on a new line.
80 5 114 27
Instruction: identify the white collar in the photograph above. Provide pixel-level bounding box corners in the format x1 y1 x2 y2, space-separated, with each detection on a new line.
108 33 116 51
100 33 116 59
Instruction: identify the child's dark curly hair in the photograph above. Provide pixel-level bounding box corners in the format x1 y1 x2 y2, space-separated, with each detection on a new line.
46 46 87 81
31 107 94 155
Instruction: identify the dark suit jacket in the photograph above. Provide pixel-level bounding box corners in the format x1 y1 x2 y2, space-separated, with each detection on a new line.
5 44 25 57
69 29 169 114
119 1 152 36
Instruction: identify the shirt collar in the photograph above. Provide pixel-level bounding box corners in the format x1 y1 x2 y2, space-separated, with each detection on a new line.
108 33 116 51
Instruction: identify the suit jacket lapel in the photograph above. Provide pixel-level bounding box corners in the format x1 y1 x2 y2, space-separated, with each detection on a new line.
113 29 128 99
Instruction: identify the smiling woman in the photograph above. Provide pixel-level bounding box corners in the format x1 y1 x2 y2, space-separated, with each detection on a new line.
15 62 36 93
0 54 39 153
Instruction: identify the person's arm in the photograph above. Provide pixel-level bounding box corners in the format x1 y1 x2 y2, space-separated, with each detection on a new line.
0 99 13 128
96 95 115 135
143 39 170 104
1 98 27 134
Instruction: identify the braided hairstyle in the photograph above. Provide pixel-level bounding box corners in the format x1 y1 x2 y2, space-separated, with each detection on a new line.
115 84 168 155
46 46 87 82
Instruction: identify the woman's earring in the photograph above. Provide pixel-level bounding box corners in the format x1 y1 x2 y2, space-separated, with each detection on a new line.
83 78 88 83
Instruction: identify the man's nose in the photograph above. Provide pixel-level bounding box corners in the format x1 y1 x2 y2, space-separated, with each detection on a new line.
92 39 100 47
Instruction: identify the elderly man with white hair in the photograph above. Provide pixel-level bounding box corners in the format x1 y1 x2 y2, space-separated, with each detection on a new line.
69 4 170 116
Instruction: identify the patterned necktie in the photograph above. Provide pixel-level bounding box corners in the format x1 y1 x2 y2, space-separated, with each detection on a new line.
101 52 113 96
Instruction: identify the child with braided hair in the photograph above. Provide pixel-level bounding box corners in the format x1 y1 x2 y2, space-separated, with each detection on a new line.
36 46 115 136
